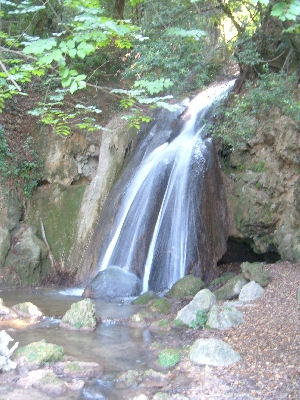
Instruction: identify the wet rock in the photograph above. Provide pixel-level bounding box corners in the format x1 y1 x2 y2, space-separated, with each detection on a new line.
241 261 272 287
175 289 215 326
166 275 205 299
53 360 103 379
190 338 241 366
83 266 142 300
13 339 64 370
153 393 189 400
206 304 244 330
0 330 18 372
117 369 143 387
142 369 169 389
17 369 67 396
134 291 159 305
213 274 247 300
149 298 171 314
239 281 264 302
12 302 43 319
60 298 97 331
0 298 16 320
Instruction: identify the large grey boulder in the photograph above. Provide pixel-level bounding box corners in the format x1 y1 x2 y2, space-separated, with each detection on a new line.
206 304 244 330
214 274 248 301
175 288 215 326
239 281 264 302
83 266 142 300
241 261 271 287
190 338 241 366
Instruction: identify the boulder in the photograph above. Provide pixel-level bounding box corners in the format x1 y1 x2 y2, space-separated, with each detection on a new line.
206 304 244 330
175 288 215 326
241 261 271 287
53 360 103 379
17 369 67 396
214 274 247 300
12 302 43 319
239 281 264 302
83 266 142 300
190 338 241 366
167 275 205 299
13 340 63 370
60 298 97 331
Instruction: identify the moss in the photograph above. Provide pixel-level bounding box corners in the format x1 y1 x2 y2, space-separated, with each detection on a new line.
61 298 97 330
13 340 64 365
149 298 171 314
167 275 205 299
158 348 181 368
27 183 85 262
133 291 158 305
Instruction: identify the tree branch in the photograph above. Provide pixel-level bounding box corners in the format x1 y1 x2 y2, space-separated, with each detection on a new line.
0 59 22 92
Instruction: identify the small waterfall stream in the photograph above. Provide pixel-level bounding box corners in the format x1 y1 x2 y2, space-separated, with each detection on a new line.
86 81 235 296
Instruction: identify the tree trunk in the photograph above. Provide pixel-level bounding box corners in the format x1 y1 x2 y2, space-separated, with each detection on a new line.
114 0 125 19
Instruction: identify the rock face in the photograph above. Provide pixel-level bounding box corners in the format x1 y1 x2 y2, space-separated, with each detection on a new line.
223 110 300 262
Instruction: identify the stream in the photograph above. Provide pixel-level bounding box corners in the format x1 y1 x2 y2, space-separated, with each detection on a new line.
0 287 162 399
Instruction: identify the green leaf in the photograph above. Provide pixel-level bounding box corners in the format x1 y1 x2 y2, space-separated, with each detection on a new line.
23 38 57 55
69 81 78 94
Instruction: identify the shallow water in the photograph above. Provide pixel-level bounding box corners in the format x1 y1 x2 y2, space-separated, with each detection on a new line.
0 287 157 376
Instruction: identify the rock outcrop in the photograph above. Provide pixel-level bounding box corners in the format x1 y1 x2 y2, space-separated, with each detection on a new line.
223 109 300 262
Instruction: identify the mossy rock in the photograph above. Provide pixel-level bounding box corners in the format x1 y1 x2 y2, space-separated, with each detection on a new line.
241 261 271 287
158 348 181 368
60 298 97 330
167 275 205 299
13 340 64 369
213 274 247 301
133 291 158 305
12 302 42 318
208 272 235 291
149 298 171 314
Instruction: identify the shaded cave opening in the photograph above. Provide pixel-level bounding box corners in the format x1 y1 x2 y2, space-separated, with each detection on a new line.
217 237 281 275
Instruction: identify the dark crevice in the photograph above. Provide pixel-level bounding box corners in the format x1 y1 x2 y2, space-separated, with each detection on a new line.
218 237 281 268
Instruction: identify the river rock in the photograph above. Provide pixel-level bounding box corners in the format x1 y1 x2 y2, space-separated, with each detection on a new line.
13 339 64 370
166 275 205 299
239 281 264 302
17 369 67 396
213 274 248 300
241 261 271 287
12 302 43 319
54 360 103 378
83 266 142 300
60 298 97 330
206 304 244 330
190 338 241 366
175 288 215 326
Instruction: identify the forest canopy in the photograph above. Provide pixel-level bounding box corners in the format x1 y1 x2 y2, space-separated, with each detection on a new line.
0 0 299 134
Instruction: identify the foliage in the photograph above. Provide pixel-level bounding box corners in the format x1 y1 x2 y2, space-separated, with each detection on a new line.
158 348 181 368
189 309 208 329
212 72 299 148
0 125 43 197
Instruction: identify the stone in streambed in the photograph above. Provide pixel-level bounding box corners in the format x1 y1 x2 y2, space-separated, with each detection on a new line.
83 266 142 300
190 338 241 366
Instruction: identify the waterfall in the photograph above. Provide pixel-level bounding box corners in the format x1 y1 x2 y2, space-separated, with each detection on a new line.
85 81 235 297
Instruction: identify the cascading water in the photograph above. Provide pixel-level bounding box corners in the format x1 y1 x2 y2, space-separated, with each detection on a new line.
85 81 235 297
